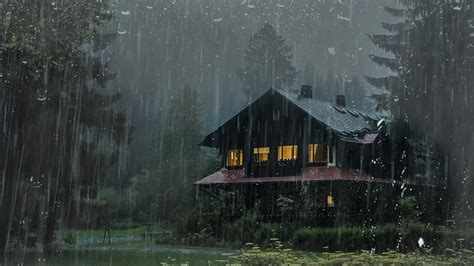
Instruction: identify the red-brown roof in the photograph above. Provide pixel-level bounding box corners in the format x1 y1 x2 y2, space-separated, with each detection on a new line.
195 167 396 185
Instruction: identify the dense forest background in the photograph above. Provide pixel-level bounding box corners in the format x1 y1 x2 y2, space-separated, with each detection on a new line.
0 0 473 257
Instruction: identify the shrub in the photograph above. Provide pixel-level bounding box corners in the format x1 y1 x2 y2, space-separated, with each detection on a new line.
62 232 76 245
292 223 446 253
173 209 200 237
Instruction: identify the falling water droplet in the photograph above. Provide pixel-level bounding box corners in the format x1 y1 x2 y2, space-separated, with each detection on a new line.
418 237 424 247
328 47 336 56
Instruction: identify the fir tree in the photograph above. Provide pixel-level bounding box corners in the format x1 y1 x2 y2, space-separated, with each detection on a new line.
148 86 219 220
0 0 129 253
367 0 474 219
237 23 298 100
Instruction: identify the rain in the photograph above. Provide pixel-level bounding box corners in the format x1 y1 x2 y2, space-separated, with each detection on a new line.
0 0 473 264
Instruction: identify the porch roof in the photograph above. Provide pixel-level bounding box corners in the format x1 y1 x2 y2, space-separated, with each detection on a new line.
195 167 398 186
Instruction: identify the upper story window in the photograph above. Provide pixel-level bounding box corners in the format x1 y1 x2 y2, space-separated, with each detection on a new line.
308 144 329 164
227 149 243 167
278 145 298 161
253 147 270 162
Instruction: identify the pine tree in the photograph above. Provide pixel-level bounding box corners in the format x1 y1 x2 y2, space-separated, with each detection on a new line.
148 86 218 220
0 0 129 253
367 0 474 219
237 23 298 100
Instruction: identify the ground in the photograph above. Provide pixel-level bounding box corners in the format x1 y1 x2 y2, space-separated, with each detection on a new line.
6 228 474 265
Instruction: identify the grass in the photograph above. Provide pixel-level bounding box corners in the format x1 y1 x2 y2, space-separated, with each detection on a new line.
217 248 474 265
10 226 474 265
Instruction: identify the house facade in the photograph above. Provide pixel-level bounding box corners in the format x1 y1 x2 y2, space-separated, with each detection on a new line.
196 86 443 225
199 86 390 180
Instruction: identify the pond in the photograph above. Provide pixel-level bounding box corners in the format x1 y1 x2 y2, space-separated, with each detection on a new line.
4 247 227 265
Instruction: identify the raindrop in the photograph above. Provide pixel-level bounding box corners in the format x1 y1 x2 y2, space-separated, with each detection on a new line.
118 30 127 35
418 237 424 247
213 17 223 22
337 15 351 21
37 93 47 101
328 47 336 56
121 10 131 15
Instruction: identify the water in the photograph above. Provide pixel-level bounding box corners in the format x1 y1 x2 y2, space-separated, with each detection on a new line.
5 249 225 265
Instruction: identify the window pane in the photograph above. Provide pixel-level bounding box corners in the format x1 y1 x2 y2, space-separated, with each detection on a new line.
253 147 270 162
308 144 329 163
278 145 297 161
227 149 243 166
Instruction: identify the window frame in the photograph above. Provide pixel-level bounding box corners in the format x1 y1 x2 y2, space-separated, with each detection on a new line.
308 144 330 164
253 147 270 162
277 145 298 161
226 149 244 167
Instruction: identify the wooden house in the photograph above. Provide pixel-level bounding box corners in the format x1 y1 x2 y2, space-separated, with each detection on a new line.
196 86 442 225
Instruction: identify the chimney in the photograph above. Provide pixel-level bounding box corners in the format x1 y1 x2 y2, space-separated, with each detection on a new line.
336 95 346 107
298 85 313 99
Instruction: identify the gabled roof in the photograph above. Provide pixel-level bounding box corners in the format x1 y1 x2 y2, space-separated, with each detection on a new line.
275 89 380 134
201 88 385 146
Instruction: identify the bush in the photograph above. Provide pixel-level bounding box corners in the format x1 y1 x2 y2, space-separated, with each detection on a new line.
220 210 279 246
173 209 201 237
62 231 76 245
292 223 445 253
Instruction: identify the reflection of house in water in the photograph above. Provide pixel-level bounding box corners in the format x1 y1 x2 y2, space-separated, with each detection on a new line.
196 86 444 226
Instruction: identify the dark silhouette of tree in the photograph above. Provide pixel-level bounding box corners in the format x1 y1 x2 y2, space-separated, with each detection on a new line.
0 0 130 255
366 0 474 219
147 86 219 220
237 23 298 100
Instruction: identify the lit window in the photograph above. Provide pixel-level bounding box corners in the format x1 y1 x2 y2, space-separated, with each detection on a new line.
308 144 329 163
227 149 243 167
327 195 335 207
278 145 298 161
253 147 270 162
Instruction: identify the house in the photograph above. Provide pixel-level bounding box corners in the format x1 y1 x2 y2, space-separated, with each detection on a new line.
196 86 443 226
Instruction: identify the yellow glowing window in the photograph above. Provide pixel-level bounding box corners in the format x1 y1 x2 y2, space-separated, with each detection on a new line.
278 145 298 161
253 147 270 162
327 195 335 207
227 149 243 167
308 144 329 163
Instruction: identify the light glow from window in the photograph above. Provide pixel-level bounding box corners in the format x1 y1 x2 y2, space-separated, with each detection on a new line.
253 147 270 162
227 149 243 167
278 145 298 161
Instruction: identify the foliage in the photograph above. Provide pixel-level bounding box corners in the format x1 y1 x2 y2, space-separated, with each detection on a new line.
145 86 220 221
366 0 474 217
400 196 419 222
222 240 318 265
220 209 290 247
62 232 76 246
237 23 298 100
292 223 449 253
276 195 295 222
216 245 474 265
0 0 130 252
